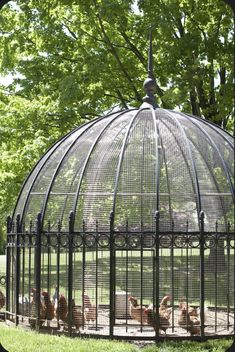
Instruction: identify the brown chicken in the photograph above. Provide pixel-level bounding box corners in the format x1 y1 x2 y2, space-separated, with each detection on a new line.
41 291 54 324
178 302 200 336
144 306 170 334
159 295 172 318
71 299 83 330
180 301 198 317
0 290 5 309
128 296 147 324
55 294 68 322
29 288 46 328
83 292 97 324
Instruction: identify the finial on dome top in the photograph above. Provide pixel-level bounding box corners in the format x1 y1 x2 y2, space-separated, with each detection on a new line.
142 28 159 109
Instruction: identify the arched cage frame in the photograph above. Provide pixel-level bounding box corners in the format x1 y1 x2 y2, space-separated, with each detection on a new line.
4 106 235 341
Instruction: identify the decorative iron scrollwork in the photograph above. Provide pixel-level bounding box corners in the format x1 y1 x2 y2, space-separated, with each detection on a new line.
114 234 126 248
60 234 69 247
143 234 155 248
174 235 187 248
30 234 36 246
24 234 31 247
159 235 172 248
0 276 6 286
84 234 96 247
49 234 58 247
128 234 140 248
204 235 216 249
98 234 109 248
188 235 200 248
73 234 83 247
41 234 48 247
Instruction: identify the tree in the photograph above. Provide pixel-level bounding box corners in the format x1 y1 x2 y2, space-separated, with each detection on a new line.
0 0 233 252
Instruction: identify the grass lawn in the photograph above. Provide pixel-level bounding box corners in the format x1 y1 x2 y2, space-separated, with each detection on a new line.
0 323 233 352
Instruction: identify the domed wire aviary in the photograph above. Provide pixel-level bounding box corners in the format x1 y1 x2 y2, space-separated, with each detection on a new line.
5 34 234 341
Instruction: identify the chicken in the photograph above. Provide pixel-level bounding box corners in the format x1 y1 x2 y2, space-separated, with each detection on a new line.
178 302 200 336
0 290 5 309
71 299 83 330
41 291 54 324
55 294 68 322
83 292 97 324
180 302 208 323
159 295 172 318
18 295 29 315
128 296 147 324
29 288 46 328
144 306 170 333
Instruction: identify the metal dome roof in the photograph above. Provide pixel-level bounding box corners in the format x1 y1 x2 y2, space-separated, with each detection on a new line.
13 106 234 233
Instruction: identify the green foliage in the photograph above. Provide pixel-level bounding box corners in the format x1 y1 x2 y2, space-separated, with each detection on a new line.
0 0 233 240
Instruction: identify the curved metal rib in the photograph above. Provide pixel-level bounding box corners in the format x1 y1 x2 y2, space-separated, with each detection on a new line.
165 110 202 222
59 114 133 224
189 136 228 229
111 108 148 217
72 109 138 220
154 114 174 225
15 128 81 226
182 111 234 147
39 111 125 228
183 116 234 201
149 106 161 213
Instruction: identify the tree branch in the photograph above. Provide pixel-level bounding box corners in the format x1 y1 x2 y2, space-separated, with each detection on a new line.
93 1 142 103
119 30 145 66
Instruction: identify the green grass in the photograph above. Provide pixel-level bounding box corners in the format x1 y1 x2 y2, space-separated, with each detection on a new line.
0 323 233 352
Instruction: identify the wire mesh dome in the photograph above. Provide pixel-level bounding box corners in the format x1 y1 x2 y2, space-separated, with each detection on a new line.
13 107 234 234
5 40 234 341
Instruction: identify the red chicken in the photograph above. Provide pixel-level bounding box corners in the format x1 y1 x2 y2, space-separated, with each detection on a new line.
159 295 172 319
41 291 54 324
83 292 97 324
178 302 200 336
144 306 170 334
29 288 45 328
128 296 147 324
55 294 68 322
71 299 83 330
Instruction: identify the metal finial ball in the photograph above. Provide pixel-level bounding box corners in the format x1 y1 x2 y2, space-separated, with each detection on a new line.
143 77 157 93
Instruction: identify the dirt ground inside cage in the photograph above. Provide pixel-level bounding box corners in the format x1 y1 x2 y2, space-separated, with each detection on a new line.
3 307 234 339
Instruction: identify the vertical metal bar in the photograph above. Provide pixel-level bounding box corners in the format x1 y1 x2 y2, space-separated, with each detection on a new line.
125 219 129 333
22 226 25 317
47 221 51 295
154 211 160 339
56 221 60 304
95 220 98 331
15 214 21 326
109 211 115 338
227 222 231 331
6 216 12 316
82 220 86 330
186 220 189 333
199 211 205 340
171 221 175 333
35 213 42 331
140 222 143 331
28 221 32 319
215 221 218 333
68 211 74 336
